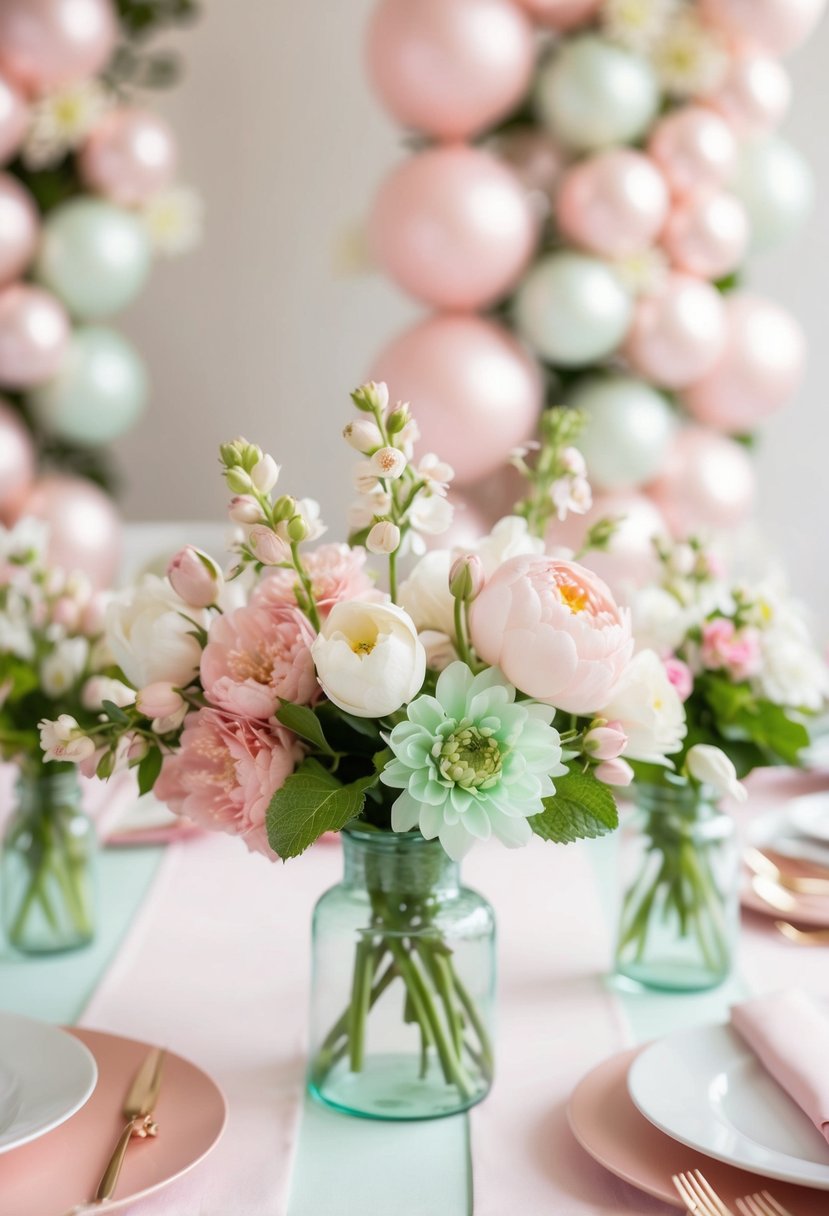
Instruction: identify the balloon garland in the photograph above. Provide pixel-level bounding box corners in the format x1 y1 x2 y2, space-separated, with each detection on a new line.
0 0 200 585
366 0 822 561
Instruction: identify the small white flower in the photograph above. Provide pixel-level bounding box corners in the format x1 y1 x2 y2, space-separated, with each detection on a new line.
23 80 111 169
39 715 96 764
417 453 455 496
598 648 687 765
0 518 49 564
687 744 747 803
366 521 401 555
369 447 407 480
311 600 426 718
653 11 728 97
343 418 383 454
396 418 421 459
81 676 135 712
550 474 593 521
250 455 280 493
631 587 689 655
613 247 670 297
353 461 381 495
561 446 586 477
348 489 393 531
756 618 829 712
409 493 454 537
142 186 203 256
601 0 678 52
40 637 89 698
294 498 326 542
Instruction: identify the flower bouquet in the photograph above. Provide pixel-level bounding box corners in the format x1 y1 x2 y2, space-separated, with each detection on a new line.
614 539 828 991
41 384 689 1118
0 520 130 952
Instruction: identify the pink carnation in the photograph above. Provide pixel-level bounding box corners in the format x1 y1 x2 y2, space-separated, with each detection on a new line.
700 618 761 681
664 656 694 701
254 543 377 617
469 556 633 714
201 602 317 719
155 708 302 858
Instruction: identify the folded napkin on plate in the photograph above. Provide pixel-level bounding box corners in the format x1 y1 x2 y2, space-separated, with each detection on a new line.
731 989 829 1145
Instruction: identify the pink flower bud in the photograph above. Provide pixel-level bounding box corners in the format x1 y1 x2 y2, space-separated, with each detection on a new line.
584 720 627 761
343 418 383 453
595 758 634 787
137 682 185 720
366 520 401 555
663 656 693 702
80 591 109 636
51 596 82 630
449 553 485 603
229 495 263 525
248 525 291 566
167 546 223 608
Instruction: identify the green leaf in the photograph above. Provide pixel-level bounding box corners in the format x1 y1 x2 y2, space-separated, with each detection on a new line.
102 699 130 726
531 769 619 845
137 746 163 796
275 702 335 755
267 759 377 859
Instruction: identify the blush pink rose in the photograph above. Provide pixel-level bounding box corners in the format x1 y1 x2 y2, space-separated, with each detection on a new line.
700 618 761 681
200 602 318 719
468 556 633 714
155 707 302 858
254 543 378 616
664 655 694 701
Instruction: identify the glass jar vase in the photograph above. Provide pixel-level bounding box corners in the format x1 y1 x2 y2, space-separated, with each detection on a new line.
308 827 496 1121
1 763 97 955
614 783 739 993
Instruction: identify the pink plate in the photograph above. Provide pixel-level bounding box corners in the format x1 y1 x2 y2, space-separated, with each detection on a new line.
0 1027 226 1216
741 882 829 929
567 1045 829 1213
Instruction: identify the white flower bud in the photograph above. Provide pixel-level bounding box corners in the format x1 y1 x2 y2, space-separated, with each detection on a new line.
343 419 383 454
250 454 280 493
686 744 747 803
229 495 263 525
366 521 401 555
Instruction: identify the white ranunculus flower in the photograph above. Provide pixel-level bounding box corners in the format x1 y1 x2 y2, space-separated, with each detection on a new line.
630 587 689 656
41 637 89 698
598 648 687 765
39 715 95 764
106 575 208 689
409 493 453 536
687 745 747 803
399 550 455 636
311 600 426 718
756 619 829 712
474 516 544 576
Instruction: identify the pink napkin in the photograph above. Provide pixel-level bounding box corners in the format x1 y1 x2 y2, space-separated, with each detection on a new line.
731 990 829 1145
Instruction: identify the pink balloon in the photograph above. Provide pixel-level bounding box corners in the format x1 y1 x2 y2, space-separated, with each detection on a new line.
648 107 737 199
370 146 538 310
0 284 69 388
699 0 827 56
371 314 543 485
624 274 726 390
683 293 805 432
424 493 488 550
79 107 177 206
366 0 535 139
513 0 602 29
0 174 38 287
556 148 669 260
547 491 668 601
0 0 117 96
492 126 569 209
0 72 28 164
0 400 35 519
707 53 791 134
17 474 122 588
463 462 527 525
647 428 755 536
663 190 749 280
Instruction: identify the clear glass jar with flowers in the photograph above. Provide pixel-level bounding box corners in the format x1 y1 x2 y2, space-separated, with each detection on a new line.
40 387 690 1118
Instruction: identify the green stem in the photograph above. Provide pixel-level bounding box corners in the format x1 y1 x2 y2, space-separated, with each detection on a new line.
290 542 321 631
348 938 375 1072
388 547 398 604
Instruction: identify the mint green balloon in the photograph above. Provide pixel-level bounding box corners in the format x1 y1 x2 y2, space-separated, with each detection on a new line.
34 198 151 320
28 325 148 445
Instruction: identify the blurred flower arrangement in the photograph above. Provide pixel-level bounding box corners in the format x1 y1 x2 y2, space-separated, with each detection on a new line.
0 0 201 584
37 379 703 1109
365 0 819 562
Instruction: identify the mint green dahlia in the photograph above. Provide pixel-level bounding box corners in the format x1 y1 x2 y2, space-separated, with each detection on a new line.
380 661 567 860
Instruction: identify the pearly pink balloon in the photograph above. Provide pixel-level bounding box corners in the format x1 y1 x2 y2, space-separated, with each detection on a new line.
647 428 755 537
684 293 805 432
556 148 669 259
648 107 737 199
0 72 28 164
0 284 69 388
663 190 749 280
0 0 118 96
707 53 791 134
547 491 668 600
493 126 569 206
513 0 602 29
424 493 488 551
371 314 543 485
0 174 38 287
0 400 35 519
18 474 122 588
366 0 535 139
624 274 726 390
370 145 538 310
79 107 177 206
699 0 827 56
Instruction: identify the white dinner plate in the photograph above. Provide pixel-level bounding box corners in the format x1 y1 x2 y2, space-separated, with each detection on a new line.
746 806 829 869
0 1012 97 1154
787 791 829 844
628 1022 829 1190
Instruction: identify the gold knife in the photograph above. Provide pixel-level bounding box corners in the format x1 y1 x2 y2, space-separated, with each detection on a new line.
95 1047 166 1202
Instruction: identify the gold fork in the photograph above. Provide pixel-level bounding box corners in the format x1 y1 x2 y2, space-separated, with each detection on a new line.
735 1191 795 1216
745 848 829 896
774 919 829 945
673 1169 734 1215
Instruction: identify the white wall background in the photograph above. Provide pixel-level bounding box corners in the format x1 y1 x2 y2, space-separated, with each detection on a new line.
113 2 829 615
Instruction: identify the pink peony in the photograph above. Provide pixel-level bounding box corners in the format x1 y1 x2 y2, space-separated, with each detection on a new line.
469 556 633 714
664 655 694 701
201 602 317 719
700 618 762 681
155 707 302 857
253 543 377 617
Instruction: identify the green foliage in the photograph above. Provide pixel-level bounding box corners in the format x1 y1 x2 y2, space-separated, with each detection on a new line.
137 746 163 795
267 759 377 859
531 768 619 845
701 674 810 767
275 702 335 755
